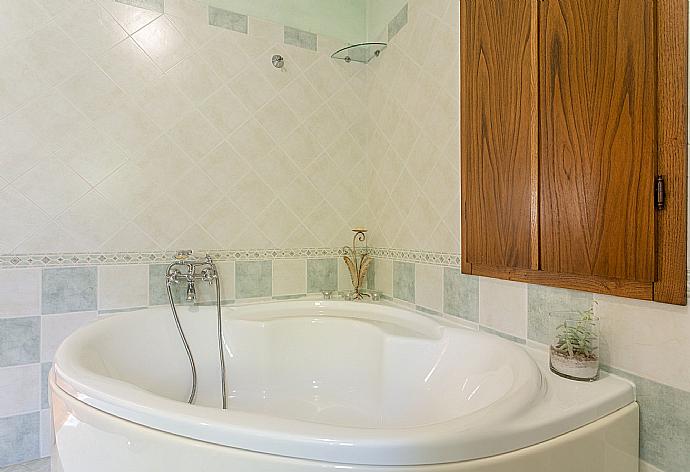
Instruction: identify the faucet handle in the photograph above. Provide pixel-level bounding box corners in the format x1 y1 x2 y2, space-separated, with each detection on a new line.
200 267 217 284
166 268 181 286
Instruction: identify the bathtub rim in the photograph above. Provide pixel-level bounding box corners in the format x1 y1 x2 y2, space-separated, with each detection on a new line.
52 300 636 466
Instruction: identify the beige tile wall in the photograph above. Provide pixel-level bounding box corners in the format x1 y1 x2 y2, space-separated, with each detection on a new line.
0 0 369 255
365 0 460 254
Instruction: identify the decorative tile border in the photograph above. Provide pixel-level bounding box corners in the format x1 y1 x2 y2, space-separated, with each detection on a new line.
0 248 349 269
2 247 688 297
0 248 458 269
368 248 461 267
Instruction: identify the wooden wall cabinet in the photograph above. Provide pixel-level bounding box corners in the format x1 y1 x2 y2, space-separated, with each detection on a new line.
460 0 688 304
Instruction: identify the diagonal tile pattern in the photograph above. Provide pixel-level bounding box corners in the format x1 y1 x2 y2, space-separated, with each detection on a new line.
365 0 459 254
0 0 367 255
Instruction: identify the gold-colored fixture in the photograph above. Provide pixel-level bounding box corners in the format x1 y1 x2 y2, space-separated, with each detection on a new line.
343 228 372 300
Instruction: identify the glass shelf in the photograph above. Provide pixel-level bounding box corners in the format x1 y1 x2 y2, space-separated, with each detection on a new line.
331 42 387 64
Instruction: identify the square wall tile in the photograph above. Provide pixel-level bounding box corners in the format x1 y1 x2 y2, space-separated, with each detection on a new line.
415 264 442 312
393 261 415 303
0 364 40 417
284 26 317 51
373 258 393 296
337 258 353 293
208 6 248 34
149 263 177 306
388 4 408 41
41 362 51 409
273 259 306 296
42 267 97 315
0 412 40 467
607 367 690 472
212 261 235 302
41 311 96 363
40 409 53 459
307 258 337 293
443 267 479 322
0 269 41 317
13 159 90 217
479 278 528 340
115 0 164 14
236 261 272 299
366 258 376 290
56 1 128 56
132 16 192 71
0 317 40 367
594 294 690 393
527 284 593 345
98 265 149 311
103 2 163 34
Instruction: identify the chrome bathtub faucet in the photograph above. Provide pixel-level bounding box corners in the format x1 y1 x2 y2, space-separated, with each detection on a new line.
166 250 227 410
166 251 219 303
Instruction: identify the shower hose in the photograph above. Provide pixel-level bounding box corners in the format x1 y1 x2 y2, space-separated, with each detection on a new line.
167 275 227 410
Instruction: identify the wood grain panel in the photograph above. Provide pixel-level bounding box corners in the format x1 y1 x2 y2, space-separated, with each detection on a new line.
539 0 657 282
472 264 654 300
461 0 535 270
654 0 688 304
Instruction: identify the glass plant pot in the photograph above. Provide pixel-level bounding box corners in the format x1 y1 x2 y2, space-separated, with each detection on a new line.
549 311 600 382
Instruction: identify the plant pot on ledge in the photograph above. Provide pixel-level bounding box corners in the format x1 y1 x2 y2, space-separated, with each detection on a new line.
549 310 600 382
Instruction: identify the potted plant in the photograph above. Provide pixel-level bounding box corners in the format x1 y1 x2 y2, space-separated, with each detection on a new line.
549 308 600 381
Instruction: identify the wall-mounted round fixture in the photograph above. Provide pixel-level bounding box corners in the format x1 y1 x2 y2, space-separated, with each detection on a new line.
272 54 285 68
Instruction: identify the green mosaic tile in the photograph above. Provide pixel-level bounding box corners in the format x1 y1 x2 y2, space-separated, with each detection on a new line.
388 4 408 41
393 261 415 303
208 6 248 34
284 26 317 51
604 366 690 472
443 267 479 322
236 260 272 299
307 258 337 293
527 284 593 344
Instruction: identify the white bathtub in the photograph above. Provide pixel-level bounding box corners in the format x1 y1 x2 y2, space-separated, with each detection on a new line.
50 300 639 471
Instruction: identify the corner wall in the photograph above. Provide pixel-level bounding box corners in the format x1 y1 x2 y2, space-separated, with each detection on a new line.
366 1 690 471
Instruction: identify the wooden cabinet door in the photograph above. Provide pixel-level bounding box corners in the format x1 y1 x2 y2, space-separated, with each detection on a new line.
539 0 657 282
460 0 686 304
461 0 537 270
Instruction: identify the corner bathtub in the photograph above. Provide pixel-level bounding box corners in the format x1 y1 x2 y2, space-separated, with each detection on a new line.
50 301 639 472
